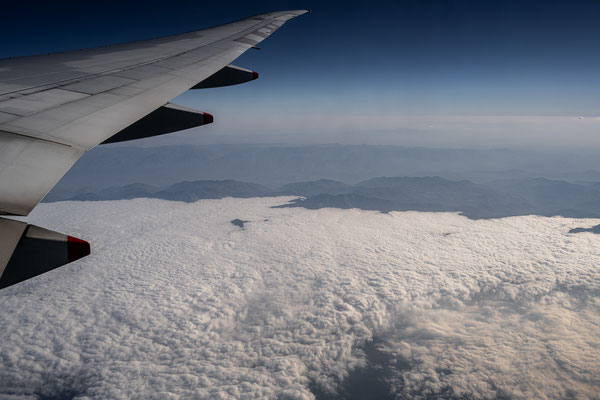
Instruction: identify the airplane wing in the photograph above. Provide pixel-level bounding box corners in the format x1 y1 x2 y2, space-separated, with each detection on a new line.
0 10 308 289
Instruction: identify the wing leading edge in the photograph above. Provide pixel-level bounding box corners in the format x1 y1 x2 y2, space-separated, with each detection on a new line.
0 10 308 289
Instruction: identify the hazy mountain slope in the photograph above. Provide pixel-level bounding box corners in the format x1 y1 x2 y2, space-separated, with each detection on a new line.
45 176 600 219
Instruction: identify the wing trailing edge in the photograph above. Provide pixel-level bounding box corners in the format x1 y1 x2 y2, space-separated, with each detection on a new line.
0 10 309 289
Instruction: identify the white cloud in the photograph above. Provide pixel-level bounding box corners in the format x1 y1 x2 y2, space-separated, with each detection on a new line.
161 113 600 149
0 198 598 399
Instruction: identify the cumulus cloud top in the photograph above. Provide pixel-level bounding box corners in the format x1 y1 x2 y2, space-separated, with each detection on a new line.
0 198 599 399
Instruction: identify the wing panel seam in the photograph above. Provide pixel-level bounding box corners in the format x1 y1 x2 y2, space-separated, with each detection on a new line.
0 18 273 97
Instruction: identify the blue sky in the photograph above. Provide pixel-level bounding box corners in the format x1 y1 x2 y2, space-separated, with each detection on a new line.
2 1 600 148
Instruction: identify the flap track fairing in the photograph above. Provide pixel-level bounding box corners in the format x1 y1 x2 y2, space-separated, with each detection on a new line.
102 103 213 144
191 64 258 89
0 219 90 289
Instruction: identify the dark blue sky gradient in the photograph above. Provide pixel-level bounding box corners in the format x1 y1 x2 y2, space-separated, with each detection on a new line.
2 1 600 146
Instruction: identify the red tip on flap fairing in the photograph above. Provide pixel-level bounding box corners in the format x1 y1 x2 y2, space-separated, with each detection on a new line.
67 236 90 262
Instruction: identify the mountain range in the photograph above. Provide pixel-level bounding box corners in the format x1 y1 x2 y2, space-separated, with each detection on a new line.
44 176 600 220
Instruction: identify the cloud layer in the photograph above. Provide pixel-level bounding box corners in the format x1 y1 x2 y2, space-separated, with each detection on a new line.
156 111 600 149
0 198 599 399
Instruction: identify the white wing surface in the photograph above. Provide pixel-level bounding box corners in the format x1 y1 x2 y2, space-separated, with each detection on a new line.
0 10 308 289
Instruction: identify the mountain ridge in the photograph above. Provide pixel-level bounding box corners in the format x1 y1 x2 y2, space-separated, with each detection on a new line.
44 176 600 220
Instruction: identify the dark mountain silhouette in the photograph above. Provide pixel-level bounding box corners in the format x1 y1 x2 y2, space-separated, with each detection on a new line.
155 180 271 202
44 176 600 220
67 183 159 201
277 179 350 197
487 178 600 218
279 176 528 219
52 180 271 203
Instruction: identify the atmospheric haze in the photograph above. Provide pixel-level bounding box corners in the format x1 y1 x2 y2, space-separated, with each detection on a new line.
0 197 598 399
